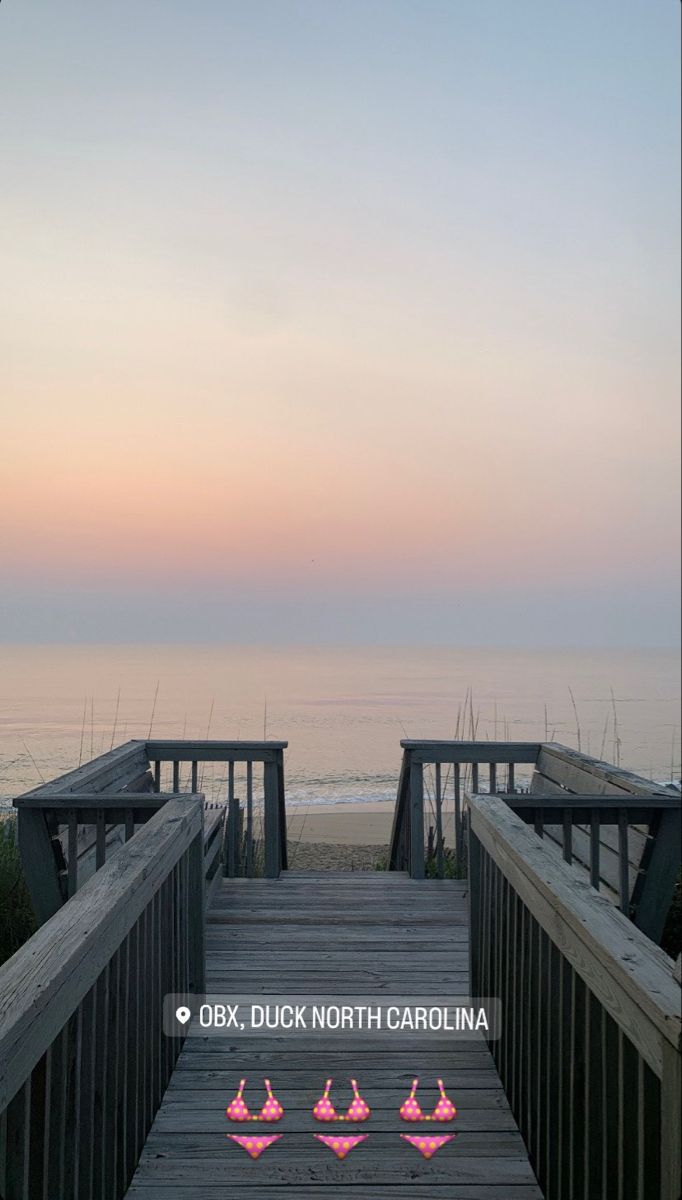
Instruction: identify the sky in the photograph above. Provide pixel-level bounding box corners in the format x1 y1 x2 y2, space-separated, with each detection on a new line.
0 1 680 645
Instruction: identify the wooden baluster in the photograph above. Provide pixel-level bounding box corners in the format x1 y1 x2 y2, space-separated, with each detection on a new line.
534 809 544 838
590 810 600 889
246 761 254 877
172 761 180 793
191 761 198 792
618 810 629 914
263 760 280 878
103 954 118 1199
28 1051 48 1199
93 966 109 1199
96 809 106 870
4 1080 30 1200
77 988 96 1199
435 762 444 878
562 809 573 864
68 810 78 898
454 762 462 861
188 828 207 995
472 763 479 794
409 757 425 880
226 762 238 877
153 761 161 793
124 809 134 842
508 762 515 793
489 762 497 795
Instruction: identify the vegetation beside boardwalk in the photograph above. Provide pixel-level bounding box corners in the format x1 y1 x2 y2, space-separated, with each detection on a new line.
0 817 36 966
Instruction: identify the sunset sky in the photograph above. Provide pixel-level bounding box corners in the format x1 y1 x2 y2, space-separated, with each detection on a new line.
1 1 679 644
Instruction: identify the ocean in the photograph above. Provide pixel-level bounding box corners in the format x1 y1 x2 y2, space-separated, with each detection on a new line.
0 644 679 809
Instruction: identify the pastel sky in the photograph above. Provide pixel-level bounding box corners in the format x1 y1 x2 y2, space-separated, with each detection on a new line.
1 1 680 644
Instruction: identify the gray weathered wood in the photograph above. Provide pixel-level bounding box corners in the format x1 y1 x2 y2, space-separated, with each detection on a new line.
125 871 542 1198
401 740 540 765
16 808 65 923
469 797 680 1068
146 740 288 763
409 755 425 879
633 806 682 943
0 798 203 1111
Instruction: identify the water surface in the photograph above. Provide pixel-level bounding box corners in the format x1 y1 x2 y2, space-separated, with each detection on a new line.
0 644 678 808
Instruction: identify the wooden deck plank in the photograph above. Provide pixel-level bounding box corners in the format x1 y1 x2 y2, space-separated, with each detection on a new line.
125 872 542 1196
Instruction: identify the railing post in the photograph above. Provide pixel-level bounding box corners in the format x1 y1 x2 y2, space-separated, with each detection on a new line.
467 817 481 996
435 762 444 878
263 759 280 879
276 750 288 871
17 808 64 924
633 807 682 942
225 762 239 878
409 756 425 880
187 812 206 995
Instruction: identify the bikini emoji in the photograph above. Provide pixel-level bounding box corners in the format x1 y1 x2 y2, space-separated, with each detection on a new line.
399 1078 458 1159
312 1078 371 1159
225 1078 284 1158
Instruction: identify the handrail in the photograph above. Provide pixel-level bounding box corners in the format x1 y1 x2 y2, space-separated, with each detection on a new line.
468 793 681 1200
0 797 205 1199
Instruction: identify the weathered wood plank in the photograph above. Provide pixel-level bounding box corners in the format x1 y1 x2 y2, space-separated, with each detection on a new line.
146 740 288 763
0 800 203 1111
125 871 541 1198
401 741 540 765
468 797 680 1070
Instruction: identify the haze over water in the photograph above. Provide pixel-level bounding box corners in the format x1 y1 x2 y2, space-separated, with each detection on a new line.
1 644 678 808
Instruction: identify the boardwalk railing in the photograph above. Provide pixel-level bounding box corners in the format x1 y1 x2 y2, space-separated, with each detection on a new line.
146 740 288 880
388 740 680 944
0 797 205 1200
14 740 288 923
502 792 681 936
388 740 540 879
468 793 681 1200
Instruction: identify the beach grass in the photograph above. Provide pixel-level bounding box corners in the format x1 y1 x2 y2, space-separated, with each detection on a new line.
0 817 36 967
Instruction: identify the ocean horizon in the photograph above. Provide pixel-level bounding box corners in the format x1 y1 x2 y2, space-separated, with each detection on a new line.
1 642 679 807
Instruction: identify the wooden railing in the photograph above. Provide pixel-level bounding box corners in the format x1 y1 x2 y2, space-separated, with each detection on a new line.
467 794 681 1200
0 798 205 1200
146 740 288 880
388 740 540 879
14 739 288 923
388 740 680 945
503 792 681 940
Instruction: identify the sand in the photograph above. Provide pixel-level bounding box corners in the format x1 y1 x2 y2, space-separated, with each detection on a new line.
286 801 395 846
284 802 394 871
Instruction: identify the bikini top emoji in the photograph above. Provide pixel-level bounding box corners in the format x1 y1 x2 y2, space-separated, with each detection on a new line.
313 1079 371 1122
399 1079 457 1122
226 1079 284 1122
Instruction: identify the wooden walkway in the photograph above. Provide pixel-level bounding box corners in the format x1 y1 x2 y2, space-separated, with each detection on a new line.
125 872 542 1198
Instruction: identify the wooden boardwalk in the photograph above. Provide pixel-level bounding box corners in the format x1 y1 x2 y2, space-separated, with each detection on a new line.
125 871 542 1198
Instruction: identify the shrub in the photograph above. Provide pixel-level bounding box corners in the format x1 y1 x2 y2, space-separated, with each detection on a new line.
0 817 36 967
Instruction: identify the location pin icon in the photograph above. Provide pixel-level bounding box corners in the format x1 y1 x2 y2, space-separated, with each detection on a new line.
176 1006 191 1025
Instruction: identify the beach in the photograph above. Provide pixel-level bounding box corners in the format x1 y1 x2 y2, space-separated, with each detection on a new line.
286 801 393 870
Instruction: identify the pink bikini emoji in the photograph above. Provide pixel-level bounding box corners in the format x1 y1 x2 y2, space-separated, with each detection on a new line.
313 1078 370 1123
399 1078 457 1159
225 1079 284 1157
399 1078 456 1122
226 1078 284 1123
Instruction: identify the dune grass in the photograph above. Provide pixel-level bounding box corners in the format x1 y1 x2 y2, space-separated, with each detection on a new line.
0 816 36 967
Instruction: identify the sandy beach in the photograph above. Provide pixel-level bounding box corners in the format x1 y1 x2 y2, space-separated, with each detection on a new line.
286 801 395 845
285 802 394 870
